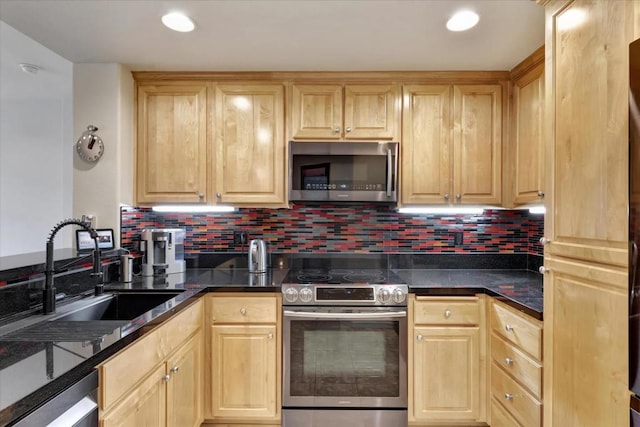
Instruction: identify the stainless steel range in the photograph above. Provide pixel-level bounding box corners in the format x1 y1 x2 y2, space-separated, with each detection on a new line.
282 269 408 427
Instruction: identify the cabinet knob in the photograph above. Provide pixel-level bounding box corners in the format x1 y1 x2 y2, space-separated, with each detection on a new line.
505 393 514 401
539 266 549 274
334 126 340 133
240 308 247 315
216 192 222 198
444 193 450 201
345 126 352 133
198 192 204 199
416 334 423 342
171 366 179 374
163 374 171 382
268 332 274 340
539 237 551 245
537 190 545 198
455 194 461 201
505 324 514 333
444 309 452 319
504 357 514 366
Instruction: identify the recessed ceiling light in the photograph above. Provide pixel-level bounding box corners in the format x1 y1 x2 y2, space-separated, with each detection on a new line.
161 12 195 32
446 10 480 32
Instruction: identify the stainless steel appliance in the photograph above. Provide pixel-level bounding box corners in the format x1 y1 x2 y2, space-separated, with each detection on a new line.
248 239 268 273
288 141 399 203
140 228 186 276
282 268 408 426
631 36 640 426
13 370 98 427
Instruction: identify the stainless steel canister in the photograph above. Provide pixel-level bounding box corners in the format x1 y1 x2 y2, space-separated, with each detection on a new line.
120 254 134 282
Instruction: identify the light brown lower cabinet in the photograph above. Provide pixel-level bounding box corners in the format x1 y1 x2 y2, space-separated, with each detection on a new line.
409 295 487 426
204 293 281 425
489 299 543 427
98 300 203 427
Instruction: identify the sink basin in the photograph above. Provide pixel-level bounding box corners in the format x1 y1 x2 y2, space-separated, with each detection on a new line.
52 291 183 322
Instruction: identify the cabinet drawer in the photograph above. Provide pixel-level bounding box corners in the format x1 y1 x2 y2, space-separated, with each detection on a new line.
491 302 542 360
100 299 203 410
491 397 523 427
209 296 277 324
491 333 542 399
414 298 480 325
491 362 542 427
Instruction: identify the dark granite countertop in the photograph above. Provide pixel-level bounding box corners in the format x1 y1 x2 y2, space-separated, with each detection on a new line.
0 266 542 426
393 269 543 320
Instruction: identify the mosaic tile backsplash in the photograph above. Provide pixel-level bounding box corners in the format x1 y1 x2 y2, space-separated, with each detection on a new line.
121 205 544 256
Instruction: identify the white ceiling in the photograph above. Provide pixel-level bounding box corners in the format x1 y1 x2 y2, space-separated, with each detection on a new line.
0 0 545 72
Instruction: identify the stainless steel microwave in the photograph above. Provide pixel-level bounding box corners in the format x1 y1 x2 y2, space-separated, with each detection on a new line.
288 141 398 203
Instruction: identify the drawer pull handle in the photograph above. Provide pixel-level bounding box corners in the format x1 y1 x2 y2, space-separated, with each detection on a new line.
504 357 514 366
171 366 179 374
444 309 452 318
240 308 247 315
417 334 423 342
163 374 171 382
505 324 514 332
505 393 513 401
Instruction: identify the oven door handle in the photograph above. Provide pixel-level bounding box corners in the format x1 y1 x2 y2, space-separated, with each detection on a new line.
284 310 406 320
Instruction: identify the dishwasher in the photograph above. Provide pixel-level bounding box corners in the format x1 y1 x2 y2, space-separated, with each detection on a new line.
12 370 98 427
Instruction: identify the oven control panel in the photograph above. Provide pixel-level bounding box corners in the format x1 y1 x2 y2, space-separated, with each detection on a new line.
282 284 408 306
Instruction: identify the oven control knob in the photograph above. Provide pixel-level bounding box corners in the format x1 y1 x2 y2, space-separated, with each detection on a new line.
299 287 314 303
377 288 391 304
392 288 406 304
284 288 298 303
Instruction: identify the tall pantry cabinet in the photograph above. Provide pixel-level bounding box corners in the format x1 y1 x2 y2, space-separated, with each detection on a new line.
539 1 639 425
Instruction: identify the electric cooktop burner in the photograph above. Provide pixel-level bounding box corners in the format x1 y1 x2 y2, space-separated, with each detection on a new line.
285 269 402 285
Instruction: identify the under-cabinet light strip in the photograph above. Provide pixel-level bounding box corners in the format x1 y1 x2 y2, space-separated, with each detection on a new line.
151 205 236 213
397 207 484 215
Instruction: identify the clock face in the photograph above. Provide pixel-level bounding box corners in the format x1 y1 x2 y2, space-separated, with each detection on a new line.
76 133 104 162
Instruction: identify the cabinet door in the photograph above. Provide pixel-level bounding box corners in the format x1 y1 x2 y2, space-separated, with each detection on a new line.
214 84 285 205
210 325 278 420
167 333 203 427
401 85 452 204
513 64 545 205
453 85 502 205
101 364 167 427
291 84 343 139
136 83 209 204
543 1 631 425
412 326 480 422
344 84 399 140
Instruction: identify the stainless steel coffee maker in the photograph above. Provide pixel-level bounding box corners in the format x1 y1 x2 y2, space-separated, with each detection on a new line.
141 228 186 276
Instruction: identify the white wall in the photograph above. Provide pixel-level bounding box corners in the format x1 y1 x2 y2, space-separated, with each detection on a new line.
72 64 134 245
0 21 73 258
0 21 134 261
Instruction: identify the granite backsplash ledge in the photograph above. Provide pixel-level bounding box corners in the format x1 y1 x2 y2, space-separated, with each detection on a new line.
0 250 123 324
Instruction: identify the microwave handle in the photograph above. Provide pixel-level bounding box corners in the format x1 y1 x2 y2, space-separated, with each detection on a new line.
386 148 393 197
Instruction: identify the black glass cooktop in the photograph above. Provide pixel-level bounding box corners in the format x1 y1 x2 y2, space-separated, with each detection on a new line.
283 269 406 285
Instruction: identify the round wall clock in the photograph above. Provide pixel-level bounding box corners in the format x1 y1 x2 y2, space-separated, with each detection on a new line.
76 125 104 162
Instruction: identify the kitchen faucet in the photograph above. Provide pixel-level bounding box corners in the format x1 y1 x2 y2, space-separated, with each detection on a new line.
44 218 104 314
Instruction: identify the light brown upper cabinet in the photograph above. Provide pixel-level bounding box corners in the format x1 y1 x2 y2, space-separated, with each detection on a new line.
291 83 400 140
136 82 209 204
510 46 545 206
402 84 502 205
213 83 286 206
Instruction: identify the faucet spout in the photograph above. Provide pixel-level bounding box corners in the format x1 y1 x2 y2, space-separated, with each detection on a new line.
44 218 103 314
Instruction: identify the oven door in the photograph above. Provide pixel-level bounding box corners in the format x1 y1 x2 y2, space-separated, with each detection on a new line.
283 306 407 409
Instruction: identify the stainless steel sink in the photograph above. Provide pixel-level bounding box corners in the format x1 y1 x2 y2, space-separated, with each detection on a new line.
52 291 183 321
0 291 184 342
